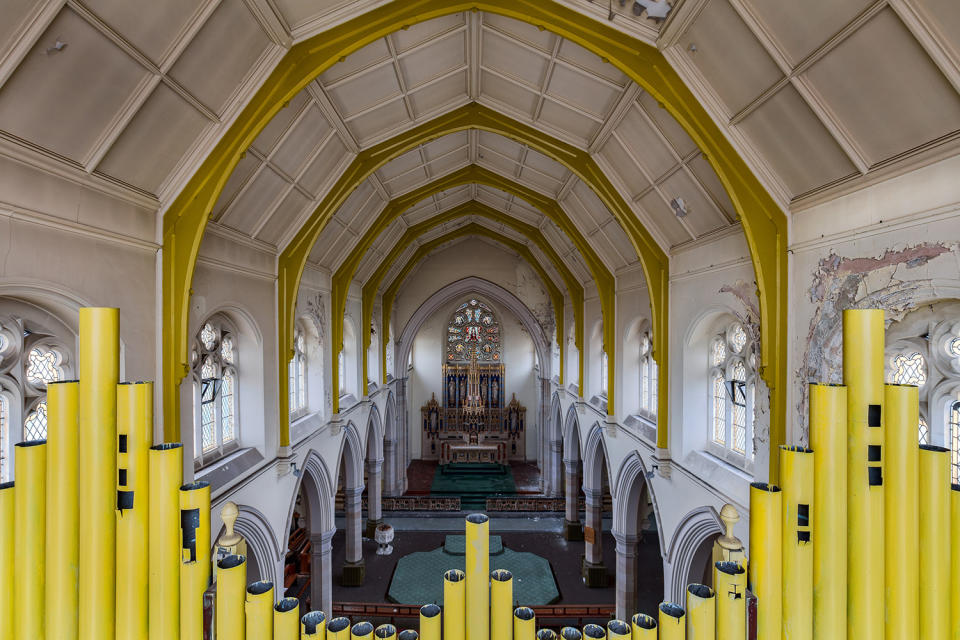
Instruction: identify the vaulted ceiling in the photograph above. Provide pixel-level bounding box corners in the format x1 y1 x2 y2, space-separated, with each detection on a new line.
2 0 959 291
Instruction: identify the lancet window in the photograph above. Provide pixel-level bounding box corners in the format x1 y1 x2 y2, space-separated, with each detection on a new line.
191 317 238 464
708 321 757 461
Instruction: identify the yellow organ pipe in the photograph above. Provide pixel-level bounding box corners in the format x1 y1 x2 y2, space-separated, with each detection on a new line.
419 604 441 640
684 584 714 640
951 484 960 640
216 555 246 640
630 614 656 640
537 631 557 640
0 482 13 640
148 443 182 640
656 604 684 640
606 620 630 639
444 570 465 640
513 608 535 640
560 628 583 640
714 562 745 640
398 632 419 640
46 380 79 640
14 440 46 640
180 481 211 640
78 307 119 640
323 616 348 640
748 482 781 640
581 625 604 640
465 515 490 640
375 624 397 639
273 598 299 640
883 384 919 640
245 581 274 640
491 569 513 640
809 383 847 640
919 445 950 640
116 382 151 640
352 622 375 640
842 309 885 640
780 446 813 640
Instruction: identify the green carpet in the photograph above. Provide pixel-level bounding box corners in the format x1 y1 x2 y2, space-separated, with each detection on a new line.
430 464 516 510
387 536 559 606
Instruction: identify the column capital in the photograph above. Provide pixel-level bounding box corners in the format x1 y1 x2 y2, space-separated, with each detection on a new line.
343 486 365 501
612 530 640 553
311 528 336 553
366 458 384 474
563 459 579 473
583 488 604 505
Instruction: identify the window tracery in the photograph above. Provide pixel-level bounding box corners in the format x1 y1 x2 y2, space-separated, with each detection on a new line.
446 299 501 362
191 318 238 464
289 329 306 416
708 321 756 462
638 333 658 417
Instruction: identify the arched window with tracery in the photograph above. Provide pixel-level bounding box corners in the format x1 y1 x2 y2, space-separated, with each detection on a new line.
639 333 658 417
446 299 501 362
708 321 756 462
886 347 930 444
289 328 306 417
191 317 238 465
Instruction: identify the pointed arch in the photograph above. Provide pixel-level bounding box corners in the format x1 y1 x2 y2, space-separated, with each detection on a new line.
582 421 612 497
664 506 725 604
365 404 383 462
563 403 582 463
336 421 365 491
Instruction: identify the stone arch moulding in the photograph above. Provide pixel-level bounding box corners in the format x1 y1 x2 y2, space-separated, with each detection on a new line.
612 450 665 557
563 402 581 461
365 403 384 462
336 420 365 491
287 448 336 539
394 276 550 384
664 505 724 604
159 0 787 479
220 504 283 589
582 421 613 498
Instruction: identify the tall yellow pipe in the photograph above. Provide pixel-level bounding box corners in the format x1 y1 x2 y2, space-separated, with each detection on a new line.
843 308 885 640
630 614 656 640
245 581 275 640
46 380 79 640
0 482 13 640
351 622 375 639
216 555 246 640
78 307 119 640
375 624 397 639
606 621 630 639
714 562 745 640
491 569 513 640
273 598 299 640
419 604 441 640
685 584 714 640
809 383 847 640
324 616 350 639
884 384 919 640
116 382 151 640
781 446 813 640
513 608 535 640
656 604 684 640
14 440 46 640
466 515 490 640
919 445 950 640
444 570 466 640
748 482 781 640
180 481 211 640
951 484 960 640
148 443 182 640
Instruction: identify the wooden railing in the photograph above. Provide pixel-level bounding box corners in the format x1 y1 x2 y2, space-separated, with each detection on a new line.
330 602 616 628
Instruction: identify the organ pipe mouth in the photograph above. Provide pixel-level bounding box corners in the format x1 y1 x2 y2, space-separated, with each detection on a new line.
420 604 441 618
217 554 245 570
687 584 714 598
582 624 605 638
327 617 350 632
15 439 46 447
49 379 80 384
952 484 960 492
781 445 813 453
180 481 210 491
715 561 744 575
659 603 684 619
513 607 535 621
631 613 657 629
491 569 513 581
537 630 558 640
398 632 419 640
302 611 328 632
274 598 299 613
919 444 950 453
561 628 583 640
750 482 781 492
246 581 273 595
0 481 14 490
375 624 397 638
466 513 489 524
444 569 465 582
607 620 630 634
151 443 183 451
352 621 374 635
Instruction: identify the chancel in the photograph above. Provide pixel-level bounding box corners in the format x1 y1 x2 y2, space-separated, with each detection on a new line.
0 1 959 638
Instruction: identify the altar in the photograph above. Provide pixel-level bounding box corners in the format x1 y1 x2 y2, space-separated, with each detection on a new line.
444 443 504 464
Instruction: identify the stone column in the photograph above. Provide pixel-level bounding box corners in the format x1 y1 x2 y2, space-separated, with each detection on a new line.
613 531 639 620
548 439 563 497
383 440 400 497
341 486 365 586
364 458 384 538
563 459 583 541
396 378 409 494
582 488 606 587
310 529 335 616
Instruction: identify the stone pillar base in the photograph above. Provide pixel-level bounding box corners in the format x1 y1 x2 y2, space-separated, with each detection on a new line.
341 559 366 586
581 556 607 588
364 518 383 539
563 519 584 541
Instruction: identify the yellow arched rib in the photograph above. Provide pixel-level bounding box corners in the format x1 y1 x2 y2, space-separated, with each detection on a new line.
362 200 584 390
160 0 786 478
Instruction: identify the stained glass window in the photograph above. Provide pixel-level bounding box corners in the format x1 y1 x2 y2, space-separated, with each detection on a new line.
708 321 757 461
950 337 960 358
200 323 217 350
26 346 62 387
918 415 929 445
289 330 306 415
730 324 747 353
24 401 47 441
711 339 726 367
890 351 926 386
639 332 657 416
732 361 747 454
192 319 238 463
712 373 726 445
446 299 501 362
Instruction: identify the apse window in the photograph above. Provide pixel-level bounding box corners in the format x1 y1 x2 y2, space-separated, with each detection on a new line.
192 318 239 465
707 322 756 464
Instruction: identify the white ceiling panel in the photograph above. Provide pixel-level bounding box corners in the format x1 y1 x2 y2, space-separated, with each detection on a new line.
251 91 311 155
272 105 332 177
219 165 287 234
83 0 207 63
257 188 311 245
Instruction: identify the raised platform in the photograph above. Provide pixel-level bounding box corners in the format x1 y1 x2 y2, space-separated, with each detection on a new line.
429 463 516 510
386 535 559 606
